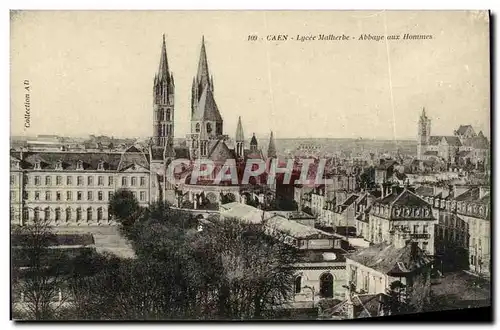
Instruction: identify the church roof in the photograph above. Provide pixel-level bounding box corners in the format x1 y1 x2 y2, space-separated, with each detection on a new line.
196 36 211 90
250 133 258 146
157 34 170 82
235 116 244 141
456 125 475 135
207 139 237 162
429 135 462 146
267 131 277 158
192 85 223 122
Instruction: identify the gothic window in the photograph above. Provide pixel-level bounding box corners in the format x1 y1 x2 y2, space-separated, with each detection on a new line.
195 123 201 133
166 109 171 121
294 276 302 294
159 109 164 121
206 123 212 134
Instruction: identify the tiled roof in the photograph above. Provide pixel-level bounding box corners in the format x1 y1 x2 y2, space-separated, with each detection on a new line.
415 186 435 197
455 187 484 202
347 242 431 275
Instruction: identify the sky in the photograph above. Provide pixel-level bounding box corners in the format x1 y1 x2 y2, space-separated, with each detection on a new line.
10 10 490 140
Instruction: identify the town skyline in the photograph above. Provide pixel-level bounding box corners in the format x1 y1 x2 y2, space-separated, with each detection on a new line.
11 11 490 140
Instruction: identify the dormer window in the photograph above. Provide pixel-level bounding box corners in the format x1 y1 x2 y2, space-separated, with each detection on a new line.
55 160 63 170
76 160 84 171
97 161 105 171
34 160 41 170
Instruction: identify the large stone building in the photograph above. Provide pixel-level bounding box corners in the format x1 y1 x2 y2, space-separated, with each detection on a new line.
416 108 489 167
10 35 281 225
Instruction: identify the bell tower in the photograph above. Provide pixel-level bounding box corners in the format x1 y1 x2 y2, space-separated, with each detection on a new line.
417 107 431 160
153 34 175 147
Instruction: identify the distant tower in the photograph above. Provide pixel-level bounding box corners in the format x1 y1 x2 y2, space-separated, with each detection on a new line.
235 116 245 158
250 133 258 152
189 36 224 159
153 34 175 147
267 131 277 159
417 107 431 160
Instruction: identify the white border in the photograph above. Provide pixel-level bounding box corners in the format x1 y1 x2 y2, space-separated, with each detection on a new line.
2 1 498 329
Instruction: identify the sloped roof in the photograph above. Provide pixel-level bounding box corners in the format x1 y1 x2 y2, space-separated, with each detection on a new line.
415 186 434 197
455 187 481 202
192 85 223 122
347 242 431 275
207 139 237 162
456 125 474 135
117 146 150 171
220 202 268 224
13 151 123 171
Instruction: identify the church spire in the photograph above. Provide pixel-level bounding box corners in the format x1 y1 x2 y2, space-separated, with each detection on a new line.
196 36 211 91
158 34 170 82
236 116 244 142
267 131 277 158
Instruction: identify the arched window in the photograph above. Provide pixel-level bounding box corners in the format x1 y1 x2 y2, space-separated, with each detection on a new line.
158 109 164 121
206 122 212 134
44 207 50 221
166 109 171 121
76 208 82 221
34 207 40 221
295 276 302 293
87 208 93 221
97 207 103 220
195 123 201 133
66 208 72 222
320 272 334 298
55 208 61 221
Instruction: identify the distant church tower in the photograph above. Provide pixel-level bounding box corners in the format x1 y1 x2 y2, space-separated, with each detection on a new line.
417 107 431 160
235 116 245 158
153 34 175 147
267 131 277 159
189 36 224 159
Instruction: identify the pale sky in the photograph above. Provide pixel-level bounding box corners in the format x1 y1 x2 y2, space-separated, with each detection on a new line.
10 10 490 140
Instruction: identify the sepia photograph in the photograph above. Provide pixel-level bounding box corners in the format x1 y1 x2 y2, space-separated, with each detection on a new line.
9 10 491 321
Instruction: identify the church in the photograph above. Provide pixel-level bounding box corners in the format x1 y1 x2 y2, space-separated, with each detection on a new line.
416 108 489 169
147 35 279 209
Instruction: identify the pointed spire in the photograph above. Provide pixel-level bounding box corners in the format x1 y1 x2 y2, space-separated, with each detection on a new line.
250 133 258 151
267 131 277 158
236 116 244 142
158 34 170 82
421 107 426 118
196 36 211 90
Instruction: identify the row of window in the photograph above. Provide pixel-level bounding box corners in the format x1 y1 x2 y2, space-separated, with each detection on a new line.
27 190 147 202
26 175 147 187
29 207 108 221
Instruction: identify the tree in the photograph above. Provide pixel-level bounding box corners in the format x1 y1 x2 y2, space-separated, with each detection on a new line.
11 219 69 320
109 188 142 231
